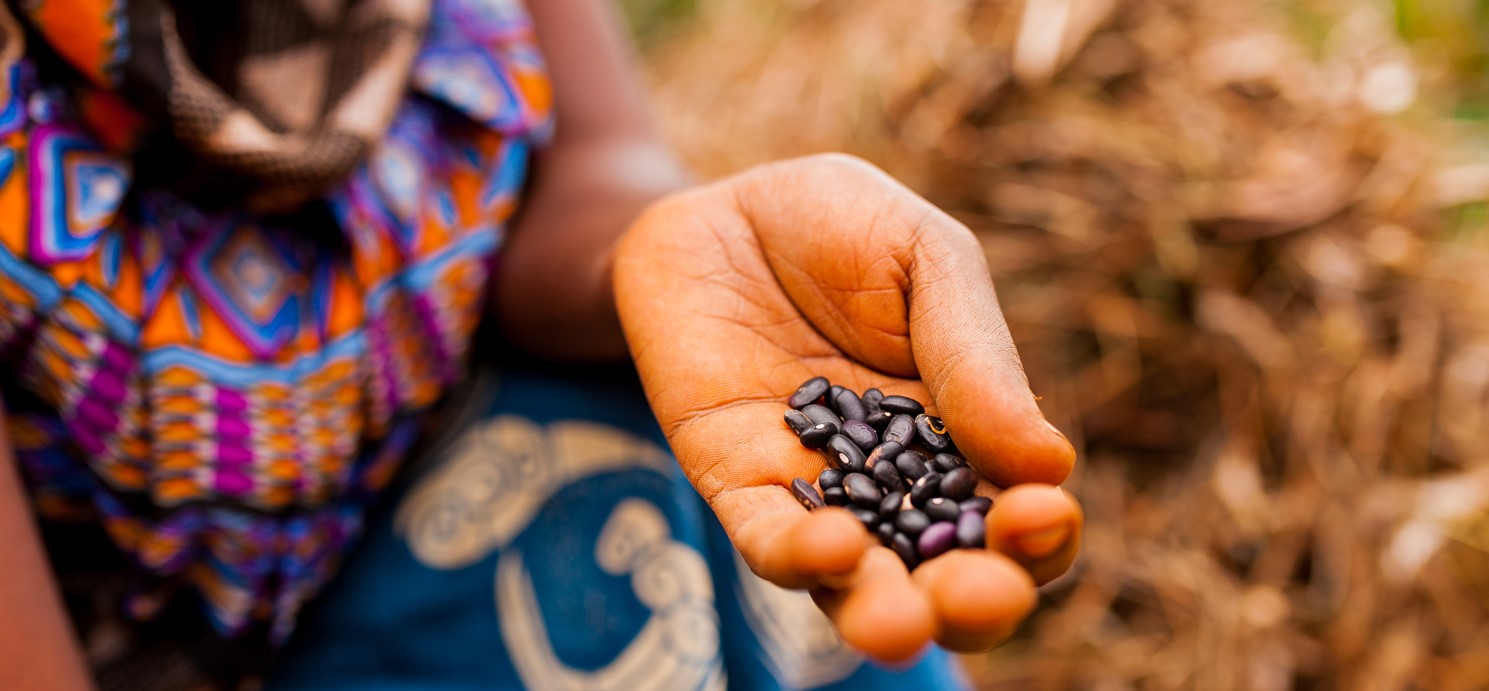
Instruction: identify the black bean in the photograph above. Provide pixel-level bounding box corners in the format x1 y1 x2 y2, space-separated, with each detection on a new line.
895 451 929 482
883 414 915 446
823 435 867 473
798 423 837 449
917 522 956 560
956 511 986 548
910 471 942 507
791 478 824 510
823 487 848 506
865 441 904 471
788 376 830 409
940 466 977 501
872 459 907 493
877 521 896 546
878 395 925 416
932 453 966 473
914 414 954 453
784 409 813 435
843 473 882 509
818 469 845 491
923 497 960 523
841 419 878 452
801 404 840 429
892 532 920 569
861 387 884 415
959 496 992 515
895 509 930 537
879 491 905 518
850 506 880 530
832 387 868 422
865 410 894 432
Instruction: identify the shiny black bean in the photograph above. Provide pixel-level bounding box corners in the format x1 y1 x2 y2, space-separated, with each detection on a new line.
788 376 830 409
895 508 930 537
940 466 977 501
877 521 896 546
959 496 992 515
818 468 845 490
850 506 880 530
823 487 848 506
798 423 837 449
895 451 929 481
801 404 841 429
865 441 904 471
832 387 868 422
910 471 942 507
879 491 905 518
861 387 884 415
956 510 986 548
784 409 813 435
791 478 824 510
914 414 954 453
923 497 960 523
823 435 867 473
878 395 925 416
841 419 878 452
892 532 920 569
883 414 915 446
843 472 882 508
872 459 907 493
865 410 894 432
932 453 966 473
917 522 956 560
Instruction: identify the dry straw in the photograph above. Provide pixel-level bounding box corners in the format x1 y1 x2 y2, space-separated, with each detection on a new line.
644 0 1489 687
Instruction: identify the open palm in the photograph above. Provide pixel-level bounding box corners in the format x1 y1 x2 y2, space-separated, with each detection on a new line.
614 155 1082 660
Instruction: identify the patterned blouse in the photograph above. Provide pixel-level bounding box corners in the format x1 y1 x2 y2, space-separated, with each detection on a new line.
0 0 551 644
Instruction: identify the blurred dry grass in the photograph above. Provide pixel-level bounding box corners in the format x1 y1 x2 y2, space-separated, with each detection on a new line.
635 0 1489 688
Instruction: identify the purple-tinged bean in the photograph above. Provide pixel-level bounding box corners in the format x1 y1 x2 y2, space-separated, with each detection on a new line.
895 508 930 537
910 471 942 507
872 459 907 493
917 522 956 560
879 491 905 518
883 414 915 446
959 496 992 515
823 435 867 473
940 466 977 501
832 387 868 422
823 487 848 506
865 410 894 432
841 419 878 452
843 473 883 509
892 532 920 569
784 409 813 435
895 451 929 482
791 478 824 510
861 388 884 415
914 414 954 453
801 404 840 430
932 453 965 473
798 423 837 449
788 376 830 409
956 510 986 548
878 395 925 417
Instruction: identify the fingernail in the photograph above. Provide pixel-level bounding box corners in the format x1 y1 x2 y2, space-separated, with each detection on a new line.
1013 521 1072 559
1044 419 1068 441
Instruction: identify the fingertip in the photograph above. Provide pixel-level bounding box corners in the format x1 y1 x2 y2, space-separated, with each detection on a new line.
912 550 1036 650
825 572 938 664
944 382 1075 487
792 508 872 577
987 484 1083 584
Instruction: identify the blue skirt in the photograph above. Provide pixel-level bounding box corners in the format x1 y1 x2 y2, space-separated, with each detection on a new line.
267 360 967 690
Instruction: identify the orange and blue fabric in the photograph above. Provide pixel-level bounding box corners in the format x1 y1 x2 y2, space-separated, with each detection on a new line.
0 0 551 642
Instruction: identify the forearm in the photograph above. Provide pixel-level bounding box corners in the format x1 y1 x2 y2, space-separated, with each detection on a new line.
0 408 94 691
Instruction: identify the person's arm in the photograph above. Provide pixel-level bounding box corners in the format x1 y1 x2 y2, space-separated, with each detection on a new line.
0 406 95 690
491 0 690 361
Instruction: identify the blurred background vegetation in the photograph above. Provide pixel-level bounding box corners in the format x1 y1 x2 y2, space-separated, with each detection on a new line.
616 0 1489 689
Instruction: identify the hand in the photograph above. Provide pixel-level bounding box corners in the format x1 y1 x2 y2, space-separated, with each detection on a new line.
613 154 1083 661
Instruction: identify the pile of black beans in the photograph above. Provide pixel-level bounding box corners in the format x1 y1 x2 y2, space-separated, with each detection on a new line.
784 376 989 569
